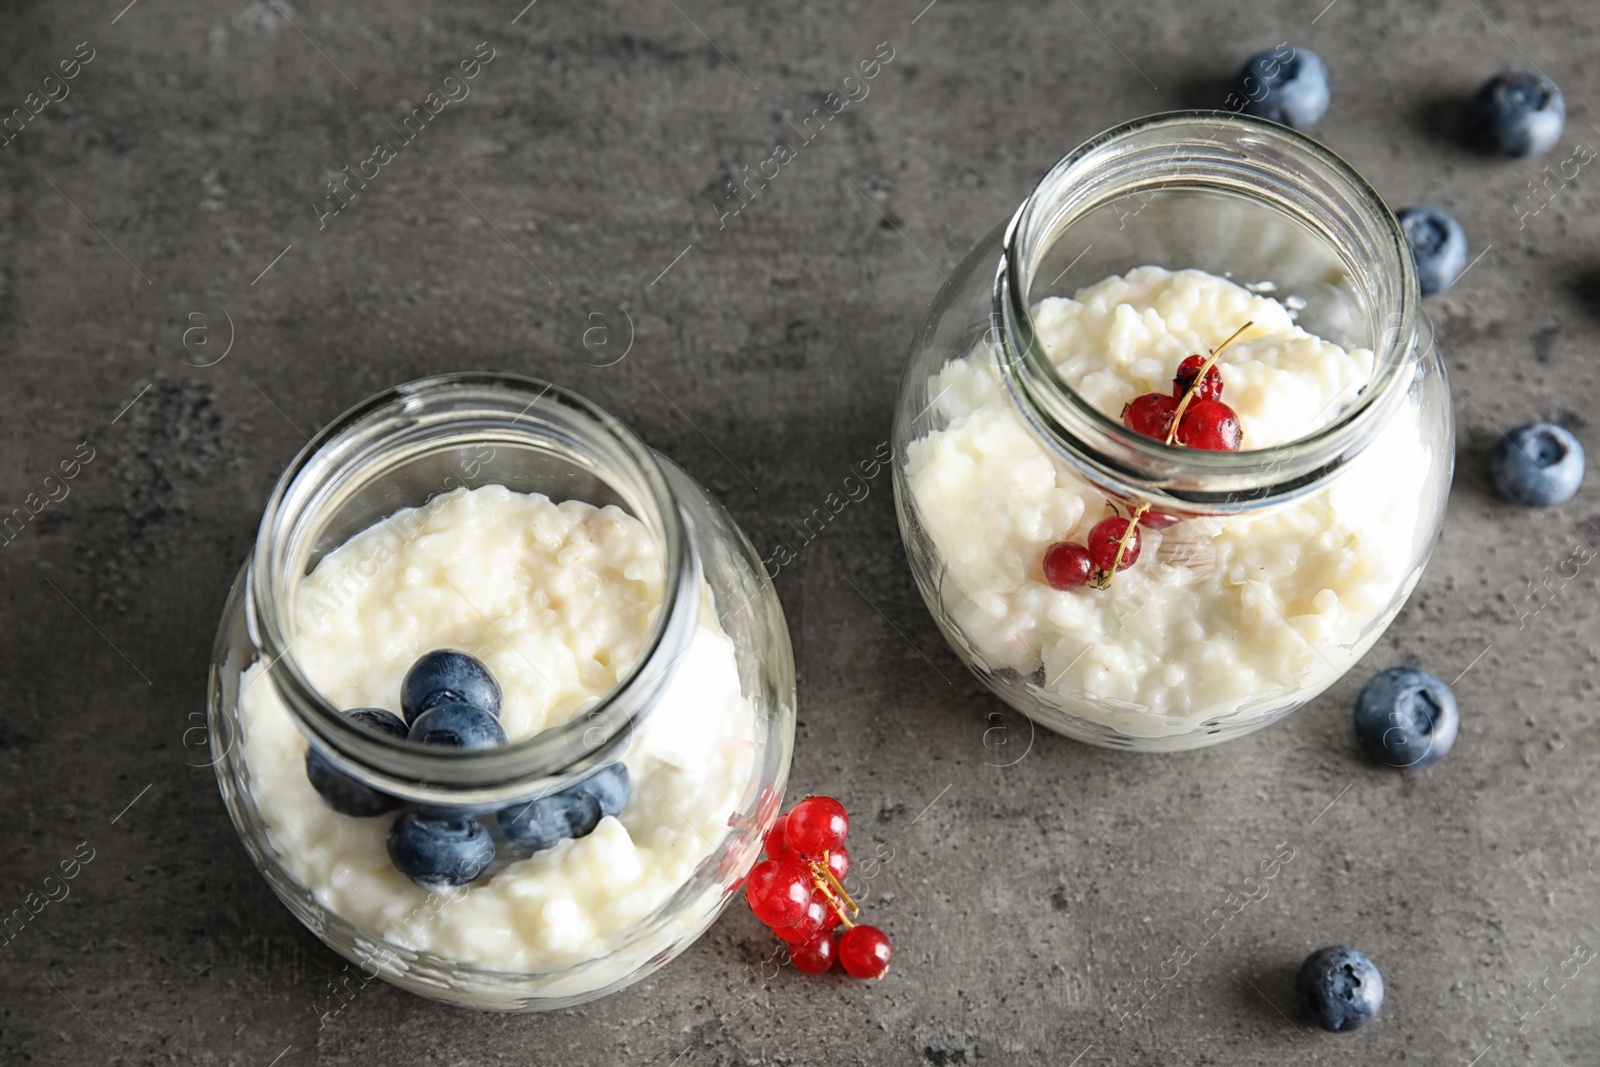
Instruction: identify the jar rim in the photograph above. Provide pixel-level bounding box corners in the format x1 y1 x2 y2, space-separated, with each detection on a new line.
248 372 700 803
998 110 1423 508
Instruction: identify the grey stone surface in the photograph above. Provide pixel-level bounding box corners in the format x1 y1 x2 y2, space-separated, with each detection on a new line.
2 0 1598 1063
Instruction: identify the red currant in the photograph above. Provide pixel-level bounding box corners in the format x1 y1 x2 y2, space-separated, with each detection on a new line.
790 931 837 975
1176 398 1243 451
787 796 848 855
776 893 840 943
838 924 893 980
1086 517 1141 572
1122 391 1177 440
1172 355 1223 400
1139 510 1181 529
763 814 802 863
825 843 850 884
745 859 814 929
1042 541 1095 590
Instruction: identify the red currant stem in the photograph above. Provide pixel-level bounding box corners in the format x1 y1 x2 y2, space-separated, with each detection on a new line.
817 854 858 913
1093 503 1151 591
810 854 859 924
812 868 857 928
1164 319 1253 446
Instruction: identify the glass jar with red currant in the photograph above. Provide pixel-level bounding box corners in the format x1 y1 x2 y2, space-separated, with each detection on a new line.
892 112 1453 751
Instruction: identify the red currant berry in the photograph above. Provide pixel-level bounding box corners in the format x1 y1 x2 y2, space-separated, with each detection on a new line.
744 859 814 929
1172 355 1223 401
825 844 850 885
1176 398 1243 451
776 894 837 943
763 814 802 863
1042 541 1095 590
838 924 893 980
1086 517 1141 573
790 931 837 975
1122 391 1178 440
787 796 848 855
1138 510 1181 529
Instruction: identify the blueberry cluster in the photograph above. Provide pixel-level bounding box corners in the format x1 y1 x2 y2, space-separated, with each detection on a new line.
1222 52 1575 1031
1233 50 1568 302
1333 665 1454 1032
1230 48 1586 510
302 649 631 888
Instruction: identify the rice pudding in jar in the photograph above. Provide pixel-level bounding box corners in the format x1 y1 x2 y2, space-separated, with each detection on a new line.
207 375 796 1009
891 113 1453 751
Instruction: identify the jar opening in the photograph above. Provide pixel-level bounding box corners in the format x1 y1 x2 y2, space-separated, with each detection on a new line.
997 111 1424 510
248 373 700 807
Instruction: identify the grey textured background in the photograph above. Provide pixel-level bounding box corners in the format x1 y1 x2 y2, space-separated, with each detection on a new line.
3 0 1599 1063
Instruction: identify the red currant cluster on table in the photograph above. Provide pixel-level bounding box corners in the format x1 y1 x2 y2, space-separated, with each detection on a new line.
744 795 893 979
1042 321 1252 592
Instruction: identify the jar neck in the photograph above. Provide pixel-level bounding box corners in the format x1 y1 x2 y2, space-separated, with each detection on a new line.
996 111 1423 513
247 373 702 808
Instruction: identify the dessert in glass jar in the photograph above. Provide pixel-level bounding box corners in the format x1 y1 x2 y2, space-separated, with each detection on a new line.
207 374 795 1008
892 112 1453 751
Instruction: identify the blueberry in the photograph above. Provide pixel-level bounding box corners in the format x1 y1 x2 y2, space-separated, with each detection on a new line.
407 700 508 750
497 791 602 852
1353 667 1459 769
573 762 631 818
1466 70 1565 159
496 764 631 851
1234 47 1329 131
304 707 409 817
1296 946 1384 1032
386 810 496 886
1396 207 1468 297
401 649 502 724
347 708 409 736
1491 422 1585 507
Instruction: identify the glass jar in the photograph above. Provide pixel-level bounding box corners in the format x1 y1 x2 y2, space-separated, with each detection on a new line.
207 373 795 1009
892 112 1453 752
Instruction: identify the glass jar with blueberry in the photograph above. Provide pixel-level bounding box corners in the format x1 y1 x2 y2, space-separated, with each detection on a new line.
891 112 1454 750
207 373 796 1009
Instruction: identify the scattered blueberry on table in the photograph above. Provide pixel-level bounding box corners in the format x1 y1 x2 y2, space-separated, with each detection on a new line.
1353 668 1459 769
387 810 497 887
408 699 509 750
498 763 631 852
304 707 409 817
1234 46 1329 130
1466 70 1565 158
401 648 503 724
1297 946 1385 1032
1491 422 1585 506
1396 207 1468 297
